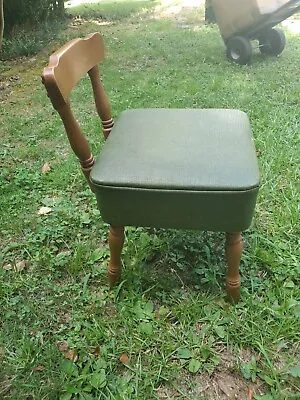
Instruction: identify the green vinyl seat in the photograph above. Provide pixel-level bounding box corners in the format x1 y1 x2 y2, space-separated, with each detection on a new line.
42 33 260 302
90 108 260 232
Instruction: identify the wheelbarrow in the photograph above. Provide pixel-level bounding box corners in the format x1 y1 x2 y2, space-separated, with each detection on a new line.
211 0 300 64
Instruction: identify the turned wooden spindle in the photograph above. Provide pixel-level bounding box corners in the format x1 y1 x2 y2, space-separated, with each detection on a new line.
101 118 114 139
225 232 242 303
57 103 95 190
108 226 125 287
80 155 95 182
88 65 114 139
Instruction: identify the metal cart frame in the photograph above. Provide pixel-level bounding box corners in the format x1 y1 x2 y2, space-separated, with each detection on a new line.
214 0 300 64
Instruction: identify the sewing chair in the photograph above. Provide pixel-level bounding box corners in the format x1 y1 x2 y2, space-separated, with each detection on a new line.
42 33 260 302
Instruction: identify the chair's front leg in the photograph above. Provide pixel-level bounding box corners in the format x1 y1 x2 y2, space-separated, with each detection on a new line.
225 232 242 303
108 226 125 287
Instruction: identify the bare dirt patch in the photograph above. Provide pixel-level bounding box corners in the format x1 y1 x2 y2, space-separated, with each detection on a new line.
160 371 266 399
158 346 268 399
153 0 206 29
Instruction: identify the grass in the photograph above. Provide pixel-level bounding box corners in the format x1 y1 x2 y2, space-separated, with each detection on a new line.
0 1 300 399
67 0 155 21
1 19 69 60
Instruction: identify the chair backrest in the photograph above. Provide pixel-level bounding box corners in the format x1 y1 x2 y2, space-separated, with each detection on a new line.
42 32 114 189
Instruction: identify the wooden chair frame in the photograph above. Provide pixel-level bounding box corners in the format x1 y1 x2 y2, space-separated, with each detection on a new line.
42 32 242 302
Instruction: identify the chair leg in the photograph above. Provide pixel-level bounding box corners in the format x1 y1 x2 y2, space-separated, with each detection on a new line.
225 232 242 303
108 226 125 288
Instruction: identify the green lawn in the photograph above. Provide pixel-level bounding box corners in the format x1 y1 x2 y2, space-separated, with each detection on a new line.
0 1 299 399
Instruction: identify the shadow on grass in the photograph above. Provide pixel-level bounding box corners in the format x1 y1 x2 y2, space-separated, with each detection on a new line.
123 229 227 300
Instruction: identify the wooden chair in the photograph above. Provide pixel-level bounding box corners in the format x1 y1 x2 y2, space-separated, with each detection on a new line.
42 33 260 302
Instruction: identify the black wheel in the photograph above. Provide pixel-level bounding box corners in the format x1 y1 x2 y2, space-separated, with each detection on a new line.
259 28 286 56
226 36 253 65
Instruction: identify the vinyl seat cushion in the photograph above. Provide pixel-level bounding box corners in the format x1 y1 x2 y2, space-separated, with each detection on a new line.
90 109 260 231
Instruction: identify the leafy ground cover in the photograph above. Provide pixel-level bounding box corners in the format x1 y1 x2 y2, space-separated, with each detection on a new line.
0 1 299 399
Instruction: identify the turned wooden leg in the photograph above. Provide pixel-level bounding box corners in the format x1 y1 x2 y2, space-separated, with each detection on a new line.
225 232 242 303
108 226 125 287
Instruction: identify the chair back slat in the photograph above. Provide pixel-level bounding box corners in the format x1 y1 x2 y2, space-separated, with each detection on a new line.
42 32 104 109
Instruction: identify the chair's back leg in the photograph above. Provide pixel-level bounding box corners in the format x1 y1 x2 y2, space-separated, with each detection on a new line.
88 65 125 287
225 232 242 303
108 226 125 287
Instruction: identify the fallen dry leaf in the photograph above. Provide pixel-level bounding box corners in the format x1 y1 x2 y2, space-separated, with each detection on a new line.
3 263 12 271
15 260 28 272
217 374 237 397
57 342 78 362
91 346 101 356
119 353 130 365
41 162 51 173
38 206 52 216
155 387 181 398
58 311 71 324
0 375 12 395
64 349 78 362
32 365 45 372
57 342 69 352
248 386 254 400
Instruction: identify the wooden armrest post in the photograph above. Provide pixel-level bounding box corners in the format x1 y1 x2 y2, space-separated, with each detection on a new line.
57 103 95 191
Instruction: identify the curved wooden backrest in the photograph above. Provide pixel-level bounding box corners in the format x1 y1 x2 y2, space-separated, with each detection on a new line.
42 33 104 109
42 33 114 190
